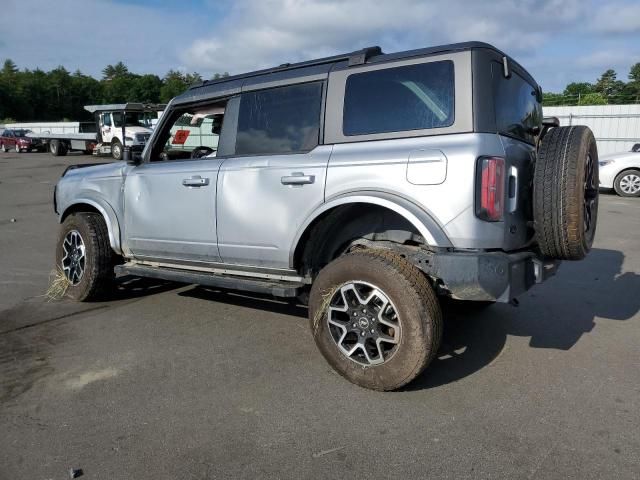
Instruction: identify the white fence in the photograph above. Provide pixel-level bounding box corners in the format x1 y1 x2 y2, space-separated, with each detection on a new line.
543 104 640 156
5 121 84 134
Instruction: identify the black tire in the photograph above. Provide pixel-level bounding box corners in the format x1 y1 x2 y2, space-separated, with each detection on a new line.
58 141 68 156
55 212 116 301
533 126 599 260
50 140 61 156
309 249 442 391
613 169 640 197
111 139 123 160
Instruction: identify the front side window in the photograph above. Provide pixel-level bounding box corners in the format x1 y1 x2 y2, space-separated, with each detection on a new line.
102 114 112 127
493 65 542 145
343 61 455 136
150 102 227 162
236 82 323 156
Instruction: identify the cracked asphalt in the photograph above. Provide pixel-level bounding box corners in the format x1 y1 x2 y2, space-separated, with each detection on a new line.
1 152 639 479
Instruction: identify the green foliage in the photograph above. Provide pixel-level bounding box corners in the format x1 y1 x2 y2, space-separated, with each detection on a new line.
0 59 230 121
543 63 640 106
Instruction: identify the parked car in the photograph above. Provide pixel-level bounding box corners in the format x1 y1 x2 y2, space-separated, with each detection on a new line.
599 143 640 197
0 128 44 153
53 42 599 391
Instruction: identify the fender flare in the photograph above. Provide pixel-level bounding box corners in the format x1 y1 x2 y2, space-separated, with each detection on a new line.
60 197 122 255
289 191 452 266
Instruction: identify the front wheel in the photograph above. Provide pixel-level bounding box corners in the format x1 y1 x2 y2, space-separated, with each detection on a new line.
56 212 116 301
614 169 640 197
309 249 442 391
111 140 123 160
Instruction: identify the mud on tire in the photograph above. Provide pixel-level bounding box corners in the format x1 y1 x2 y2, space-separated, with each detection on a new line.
56 212 116 301
308 249 442 391
533 125 598 260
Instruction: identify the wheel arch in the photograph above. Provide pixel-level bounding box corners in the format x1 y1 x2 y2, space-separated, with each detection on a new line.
290 192 451 274
60 199 122 255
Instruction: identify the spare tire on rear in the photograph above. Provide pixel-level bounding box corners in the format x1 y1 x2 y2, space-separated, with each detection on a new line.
533 126 598 260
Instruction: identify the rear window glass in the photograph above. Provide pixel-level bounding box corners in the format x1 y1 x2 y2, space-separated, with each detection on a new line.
236 82 322 155
493 65 541 145
343 61 455 136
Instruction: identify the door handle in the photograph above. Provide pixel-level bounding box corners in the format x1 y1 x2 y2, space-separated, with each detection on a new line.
281 173 315 185
182 175 210 187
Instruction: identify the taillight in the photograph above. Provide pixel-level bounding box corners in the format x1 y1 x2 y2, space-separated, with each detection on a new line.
476 156 505 222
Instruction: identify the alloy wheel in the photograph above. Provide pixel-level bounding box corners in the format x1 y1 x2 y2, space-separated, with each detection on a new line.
326 281 402 366
620 173 640 195
61 230 86 285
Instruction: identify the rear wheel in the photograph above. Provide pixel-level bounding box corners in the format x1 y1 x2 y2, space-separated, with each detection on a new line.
56 212 116 301
309 249 442 391
49 140 67 156
614 169 640 197
534 126 599 260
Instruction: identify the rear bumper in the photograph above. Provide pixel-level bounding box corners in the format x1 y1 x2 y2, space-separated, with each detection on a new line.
427 250 560 303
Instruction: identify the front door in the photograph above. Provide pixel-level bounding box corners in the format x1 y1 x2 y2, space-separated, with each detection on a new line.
123 106 227 263
100 113 113 143
124 158 223 262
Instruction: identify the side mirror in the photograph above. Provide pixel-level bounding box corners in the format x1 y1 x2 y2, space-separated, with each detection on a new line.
127 152 142 165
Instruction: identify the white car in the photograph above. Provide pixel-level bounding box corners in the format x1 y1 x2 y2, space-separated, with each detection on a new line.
599 144 640 197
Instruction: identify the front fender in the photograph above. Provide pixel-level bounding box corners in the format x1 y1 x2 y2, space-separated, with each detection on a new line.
60 197 122 255
289 190 452 266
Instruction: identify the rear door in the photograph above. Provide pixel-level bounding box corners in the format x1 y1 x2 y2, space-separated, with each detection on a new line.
216 81 329 269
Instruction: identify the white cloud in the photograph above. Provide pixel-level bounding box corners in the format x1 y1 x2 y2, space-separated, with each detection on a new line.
182 0 587 75
592 3 640 33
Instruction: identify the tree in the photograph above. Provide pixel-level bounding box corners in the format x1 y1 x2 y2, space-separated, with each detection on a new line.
628 63 640 83
102 61 129 80
594 69 625 100
160 70 188 102
2 59 18 76
578 93 607 105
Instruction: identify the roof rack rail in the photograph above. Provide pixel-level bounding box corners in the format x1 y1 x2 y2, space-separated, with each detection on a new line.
196 46 384 90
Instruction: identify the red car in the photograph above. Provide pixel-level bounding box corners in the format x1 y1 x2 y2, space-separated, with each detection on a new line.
0 128 44 153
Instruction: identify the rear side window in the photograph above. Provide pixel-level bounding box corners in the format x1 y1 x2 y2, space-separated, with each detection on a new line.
493 65 541 145
236 82 322 155
343 61 455 136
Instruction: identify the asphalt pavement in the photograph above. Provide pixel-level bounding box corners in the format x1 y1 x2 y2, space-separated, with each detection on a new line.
1 151 639 479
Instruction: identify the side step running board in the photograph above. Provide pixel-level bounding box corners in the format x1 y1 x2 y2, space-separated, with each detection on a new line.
115 263 305 298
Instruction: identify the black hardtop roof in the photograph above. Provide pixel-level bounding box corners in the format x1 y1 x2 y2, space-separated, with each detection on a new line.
177 41 535 102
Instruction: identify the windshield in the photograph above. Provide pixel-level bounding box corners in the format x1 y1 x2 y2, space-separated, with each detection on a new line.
112 112 155 128
14 129 31 137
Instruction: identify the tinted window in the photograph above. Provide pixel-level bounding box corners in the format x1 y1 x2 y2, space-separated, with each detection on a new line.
343 61 455 136
493 65 541 145
236 82 322 155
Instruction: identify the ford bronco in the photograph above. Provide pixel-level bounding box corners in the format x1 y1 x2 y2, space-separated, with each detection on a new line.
53 42 599 390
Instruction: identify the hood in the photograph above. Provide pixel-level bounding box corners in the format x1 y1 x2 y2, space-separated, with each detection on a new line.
125 126 152 136
62 161 126 179
600 151 640 162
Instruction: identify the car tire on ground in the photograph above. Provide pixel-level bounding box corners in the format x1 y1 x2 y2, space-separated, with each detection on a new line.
308 249 442 391
56 212 117 301
533 125 599 260
613 169 640 197
111 139 123 160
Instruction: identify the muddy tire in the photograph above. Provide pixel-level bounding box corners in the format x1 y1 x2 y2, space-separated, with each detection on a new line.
56 212 116 301
533 126 598 260
309 249 442 391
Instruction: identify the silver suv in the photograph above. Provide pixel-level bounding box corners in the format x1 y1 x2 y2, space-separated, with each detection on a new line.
53 42 599 390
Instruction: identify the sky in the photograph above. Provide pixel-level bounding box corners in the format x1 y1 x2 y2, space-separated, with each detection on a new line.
0 0 639 92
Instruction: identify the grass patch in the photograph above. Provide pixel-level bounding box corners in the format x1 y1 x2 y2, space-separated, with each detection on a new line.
45 267 70 301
